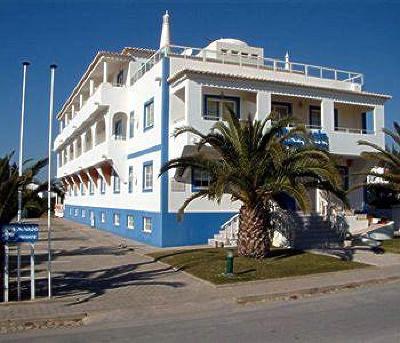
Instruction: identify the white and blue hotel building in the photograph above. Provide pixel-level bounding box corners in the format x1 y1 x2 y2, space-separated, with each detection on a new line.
54 12 391 247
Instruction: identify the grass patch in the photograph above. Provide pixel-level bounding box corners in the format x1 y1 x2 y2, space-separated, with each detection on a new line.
149 248 367 285
382 237 400 254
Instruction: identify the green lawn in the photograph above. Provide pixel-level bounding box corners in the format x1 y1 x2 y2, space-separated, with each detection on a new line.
149 248 367 285
382 237 400 254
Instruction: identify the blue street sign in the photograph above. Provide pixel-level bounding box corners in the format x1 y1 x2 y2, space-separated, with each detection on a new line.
1 223 39 243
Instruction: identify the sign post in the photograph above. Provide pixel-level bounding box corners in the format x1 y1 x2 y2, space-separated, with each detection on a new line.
3 244 9 302
30 243 35 300
1 223 39 302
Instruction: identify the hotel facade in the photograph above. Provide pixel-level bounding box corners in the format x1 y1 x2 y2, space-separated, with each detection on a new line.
54 13 391 247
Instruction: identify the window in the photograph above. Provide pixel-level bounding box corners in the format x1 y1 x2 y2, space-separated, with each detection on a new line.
271 102 292 120
127 215 135 229
89 180 94 195
113 170 120 194
143 161 153 192
203 95 240 121
69 208 73 215
128 166 134 193
113 213 120 226
334 109 339 130
144 98 154 130
80 183 86 196
309 106 321 129
100 211 106 223
100 176 106 194
129 111 135 138
74 185 78 196
192 168 211 191
82 209 86 218
74 208 78 217
143 217 152 233
114 119 123 140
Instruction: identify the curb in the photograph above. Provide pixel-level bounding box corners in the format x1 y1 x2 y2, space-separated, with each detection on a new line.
0 312 88 334
235 276 400 304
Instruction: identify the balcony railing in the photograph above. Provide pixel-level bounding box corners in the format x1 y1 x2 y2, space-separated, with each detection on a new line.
334 127 374 135
167 45 364 86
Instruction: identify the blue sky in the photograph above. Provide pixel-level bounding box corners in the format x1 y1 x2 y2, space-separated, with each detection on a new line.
0 0 399 169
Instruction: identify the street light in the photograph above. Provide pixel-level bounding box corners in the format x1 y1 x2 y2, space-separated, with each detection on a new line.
224 246 235 277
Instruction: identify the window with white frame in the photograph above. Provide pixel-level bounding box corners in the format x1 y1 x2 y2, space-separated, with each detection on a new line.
74 185 78 196
113 213 120 226
144 99 154 130
100 176 106 194
128 166 134 193
113 170 120 194
127 215 135 229
89 180 94 195
80 183 86 196
82 209 86 218
203 95 240 121
143 162 153 192
143 217 152 233
100 211 106 223
129 111 134 138
192 168 211 191
74 208 78 216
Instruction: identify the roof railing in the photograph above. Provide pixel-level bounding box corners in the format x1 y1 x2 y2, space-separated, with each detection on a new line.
167 44 364 86
129 45 364 87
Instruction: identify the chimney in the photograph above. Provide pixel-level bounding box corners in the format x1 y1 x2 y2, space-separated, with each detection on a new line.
159 11 171 49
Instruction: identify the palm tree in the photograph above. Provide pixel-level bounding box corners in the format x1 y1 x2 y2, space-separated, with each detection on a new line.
160 113 347 258
358 122 400 194
0 153 48 225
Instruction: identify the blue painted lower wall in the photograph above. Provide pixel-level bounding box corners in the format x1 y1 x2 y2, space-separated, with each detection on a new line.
64 204 236 247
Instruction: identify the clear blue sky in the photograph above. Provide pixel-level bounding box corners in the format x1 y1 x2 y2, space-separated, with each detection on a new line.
0 0 399 168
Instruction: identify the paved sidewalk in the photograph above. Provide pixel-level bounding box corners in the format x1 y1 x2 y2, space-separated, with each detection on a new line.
2 217 400 330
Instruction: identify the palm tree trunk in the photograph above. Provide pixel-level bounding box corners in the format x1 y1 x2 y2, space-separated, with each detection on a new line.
237 204 271 259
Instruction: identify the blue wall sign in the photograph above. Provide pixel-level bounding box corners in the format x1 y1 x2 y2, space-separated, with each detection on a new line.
1 224 39 243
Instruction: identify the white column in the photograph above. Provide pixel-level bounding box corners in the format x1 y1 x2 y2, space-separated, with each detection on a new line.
73 140 78 159
89 79 95 96
185 80 202 130
81 133 87 153
126 61 134 86
91 124 96 147
103 61 108 83
105 113 112 141
59 120 63 133
321 98 334 132
79 94 83 109
374 105 385 146
255 91 272 122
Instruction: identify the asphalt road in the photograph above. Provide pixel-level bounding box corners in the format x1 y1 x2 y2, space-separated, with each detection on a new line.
3 282 400 343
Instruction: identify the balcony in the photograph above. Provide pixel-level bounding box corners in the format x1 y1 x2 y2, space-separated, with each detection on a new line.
57 138 128 180
54 82 128 151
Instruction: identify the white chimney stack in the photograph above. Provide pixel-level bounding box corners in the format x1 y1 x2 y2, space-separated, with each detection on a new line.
285 51 290 71
159 10 171 49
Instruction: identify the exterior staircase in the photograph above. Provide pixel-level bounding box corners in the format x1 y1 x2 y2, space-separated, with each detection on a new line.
291 213 345 249
208 214 239 247
208 211 348 249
